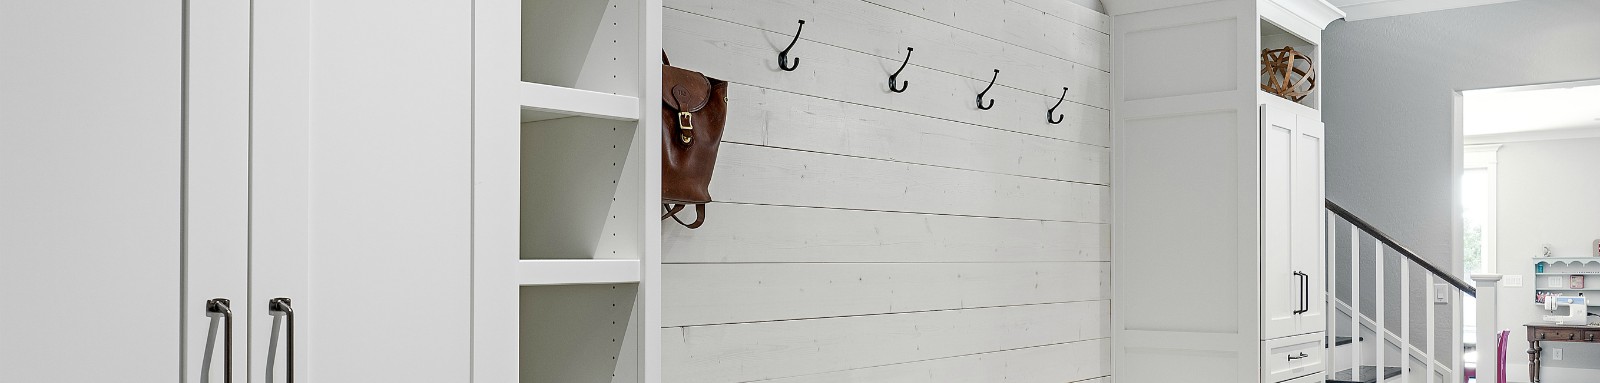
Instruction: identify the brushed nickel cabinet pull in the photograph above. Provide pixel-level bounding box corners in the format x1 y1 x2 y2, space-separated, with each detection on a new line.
205 298 234 383
268 297 295 383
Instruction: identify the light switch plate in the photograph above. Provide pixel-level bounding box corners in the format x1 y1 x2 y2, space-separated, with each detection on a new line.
1435 283 1450 304
1505 275 1524 287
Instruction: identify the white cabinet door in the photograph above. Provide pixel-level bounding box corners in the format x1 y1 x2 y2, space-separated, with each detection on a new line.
1292 115 1326 334
249 0 312 381
0 0 183 380
1262 105 1328 340
185 0 253 381
1261 105 1300 339
304 0 473 380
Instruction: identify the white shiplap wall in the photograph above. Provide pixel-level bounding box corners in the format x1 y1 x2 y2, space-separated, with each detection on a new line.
661 0 1110 381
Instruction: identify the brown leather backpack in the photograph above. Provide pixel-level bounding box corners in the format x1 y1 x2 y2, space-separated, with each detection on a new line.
661 53 727 229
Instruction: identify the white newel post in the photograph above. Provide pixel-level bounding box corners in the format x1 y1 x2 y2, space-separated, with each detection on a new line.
1473 274 1503 382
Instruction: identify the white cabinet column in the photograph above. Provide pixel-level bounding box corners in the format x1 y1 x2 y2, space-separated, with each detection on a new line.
0 0 184 380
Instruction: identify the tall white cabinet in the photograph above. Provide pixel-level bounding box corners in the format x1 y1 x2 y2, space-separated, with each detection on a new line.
1108 0 1341 382
0 1 308 382
3 0 664 381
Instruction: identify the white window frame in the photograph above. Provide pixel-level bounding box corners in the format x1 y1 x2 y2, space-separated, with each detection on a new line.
1463 144 1501 274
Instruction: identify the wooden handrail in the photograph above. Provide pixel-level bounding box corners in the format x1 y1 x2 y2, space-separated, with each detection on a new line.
1326 199 1477 297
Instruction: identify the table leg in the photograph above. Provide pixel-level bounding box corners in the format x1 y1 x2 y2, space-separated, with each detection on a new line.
1529 340 1542 383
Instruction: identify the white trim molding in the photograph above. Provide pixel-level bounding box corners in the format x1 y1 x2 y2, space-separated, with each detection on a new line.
1331 0 1518 21
1268 0 1346 28
1464 125 1600 145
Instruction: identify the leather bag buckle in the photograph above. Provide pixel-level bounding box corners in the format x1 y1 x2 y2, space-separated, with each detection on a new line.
677 111 695 144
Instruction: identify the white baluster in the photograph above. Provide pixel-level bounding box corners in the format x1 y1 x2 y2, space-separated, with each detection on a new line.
1351 224 1361 378
1427 274 1437 383
1376 243 1385 382
1454 289 1464 383
1328 212 1338 377
1401 261 1411 381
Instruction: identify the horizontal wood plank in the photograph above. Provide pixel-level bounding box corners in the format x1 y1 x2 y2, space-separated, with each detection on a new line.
663 203 1108 264
664 0 1111 101
663 301 1110 382
711 143 1107 222
723 85 1109 183
1010 0 1111 34
664 9 1109 139
663 261 1108 326
863 0 1111 69
757 341 1110 383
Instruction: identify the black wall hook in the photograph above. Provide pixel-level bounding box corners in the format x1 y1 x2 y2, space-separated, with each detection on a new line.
1048 87 1069 124
778 20 805 71
976 69 999 110
889 47 913 93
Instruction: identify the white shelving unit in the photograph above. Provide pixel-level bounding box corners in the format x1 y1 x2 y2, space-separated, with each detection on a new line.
475 0 662 380
1535 258 1600 306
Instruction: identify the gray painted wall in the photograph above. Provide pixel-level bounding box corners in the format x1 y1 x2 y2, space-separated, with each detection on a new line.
1322 0 1600 370
1493 137 1600 382
1323 0 1600 273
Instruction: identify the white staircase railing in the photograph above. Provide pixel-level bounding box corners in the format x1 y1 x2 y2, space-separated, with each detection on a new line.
1326 200 1493 383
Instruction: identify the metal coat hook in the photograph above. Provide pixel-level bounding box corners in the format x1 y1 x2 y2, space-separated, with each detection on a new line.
976 69 999 110
1048 87 1069 124
778 20 805 71
889 47 913 93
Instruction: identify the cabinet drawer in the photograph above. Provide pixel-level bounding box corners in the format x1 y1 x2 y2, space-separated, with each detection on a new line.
1532 328 1582 342
1263 332 1324 383
1586 331 1600 342
1282 372 1325 383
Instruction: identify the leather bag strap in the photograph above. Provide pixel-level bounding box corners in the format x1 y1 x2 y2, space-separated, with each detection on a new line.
661 203 705 229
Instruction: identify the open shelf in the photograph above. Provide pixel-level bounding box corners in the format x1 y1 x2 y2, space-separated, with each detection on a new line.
520 82 640 122
1259 18 1319 110
512 0 655 380
520 115 642 261
518 259 641 286
521 284 640 382
521 0 639 97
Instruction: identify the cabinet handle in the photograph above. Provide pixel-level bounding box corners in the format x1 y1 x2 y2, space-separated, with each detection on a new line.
268 298 295 383
1293 272 1308 314
1292 270 1305 312
1288 352 1310 361
205 298 234 383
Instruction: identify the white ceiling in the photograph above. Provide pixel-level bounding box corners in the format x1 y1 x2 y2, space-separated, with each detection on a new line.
1325 0 1520 20
1463 81 1600 138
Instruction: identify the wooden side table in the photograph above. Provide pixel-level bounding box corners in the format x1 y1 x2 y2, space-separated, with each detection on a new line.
1526 324 1600 383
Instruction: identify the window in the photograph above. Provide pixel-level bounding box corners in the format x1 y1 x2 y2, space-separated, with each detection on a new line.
1463 144 1500 275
